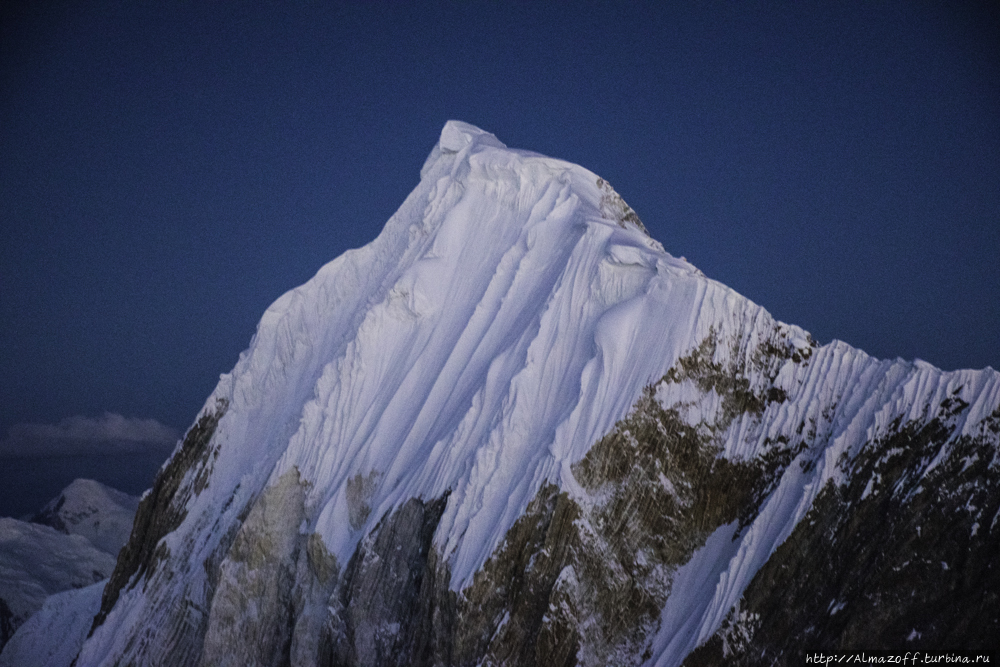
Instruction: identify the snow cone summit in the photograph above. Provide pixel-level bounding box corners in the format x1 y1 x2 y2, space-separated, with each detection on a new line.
3 121 998 666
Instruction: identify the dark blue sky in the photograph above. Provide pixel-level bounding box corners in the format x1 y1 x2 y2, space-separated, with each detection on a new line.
2 2 998 474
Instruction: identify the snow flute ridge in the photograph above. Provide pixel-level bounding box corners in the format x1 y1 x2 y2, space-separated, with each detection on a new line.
28 121 998 666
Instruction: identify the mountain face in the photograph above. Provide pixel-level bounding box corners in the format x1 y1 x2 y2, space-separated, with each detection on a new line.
0 479 138 654
34 121 997 666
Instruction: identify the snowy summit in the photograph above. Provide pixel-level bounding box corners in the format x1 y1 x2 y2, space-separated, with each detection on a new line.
6 122 996 666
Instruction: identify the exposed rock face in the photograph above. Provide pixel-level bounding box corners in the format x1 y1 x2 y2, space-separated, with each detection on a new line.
684 405 1000 662
54 122 999 667
92 398 228 632
328 495 448 666
200 468 310 667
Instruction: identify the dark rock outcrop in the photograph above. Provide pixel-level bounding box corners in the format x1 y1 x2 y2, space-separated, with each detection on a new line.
91 398 228 634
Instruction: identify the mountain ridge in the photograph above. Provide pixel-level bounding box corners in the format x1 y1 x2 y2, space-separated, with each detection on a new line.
14 121 993 666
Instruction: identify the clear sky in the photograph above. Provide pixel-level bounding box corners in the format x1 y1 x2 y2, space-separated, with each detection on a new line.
1 2 998 514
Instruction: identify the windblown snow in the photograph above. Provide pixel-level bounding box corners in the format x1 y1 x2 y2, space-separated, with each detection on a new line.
60 121 999 667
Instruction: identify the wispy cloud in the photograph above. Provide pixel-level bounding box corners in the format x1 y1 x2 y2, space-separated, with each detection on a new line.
0 413 181 457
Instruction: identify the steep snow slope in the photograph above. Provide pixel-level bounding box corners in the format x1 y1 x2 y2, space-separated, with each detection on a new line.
0 582 104 667
66 121 999 666
0 518 115 650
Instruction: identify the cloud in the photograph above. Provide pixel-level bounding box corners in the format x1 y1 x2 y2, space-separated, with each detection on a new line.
0 413 181 458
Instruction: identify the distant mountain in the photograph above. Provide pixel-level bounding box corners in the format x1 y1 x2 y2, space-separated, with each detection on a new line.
30 478 141 555
0 480 138 655
17 122 996 666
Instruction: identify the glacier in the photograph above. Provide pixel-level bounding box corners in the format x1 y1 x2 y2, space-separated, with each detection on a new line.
12 121 994 666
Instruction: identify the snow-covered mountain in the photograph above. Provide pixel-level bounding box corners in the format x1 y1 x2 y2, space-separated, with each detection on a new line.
31 478 141 555
19 121 997 666
0 479 139 655
0 519 113 652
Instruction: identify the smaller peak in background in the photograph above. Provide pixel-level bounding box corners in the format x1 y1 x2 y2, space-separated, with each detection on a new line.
30 479 139 556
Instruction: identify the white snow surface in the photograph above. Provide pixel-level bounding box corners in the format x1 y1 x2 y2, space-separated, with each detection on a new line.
0 581 104 667
0 518 115 630
76 121 1000 666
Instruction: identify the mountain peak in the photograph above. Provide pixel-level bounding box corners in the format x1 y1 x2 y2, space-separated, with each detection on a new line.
438 120 506 153
421 120 506 178
30 479 139 554
55 125 1000 667
419 121 657 250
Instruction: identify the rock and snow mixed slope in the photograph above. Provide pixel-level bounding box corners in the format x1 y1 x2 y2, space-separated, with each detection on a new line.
33 121 997 666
